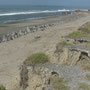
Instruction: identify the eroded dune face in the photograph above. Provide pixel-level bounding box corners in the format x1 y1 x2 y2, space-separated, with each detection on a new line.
55 44 90 66
54 22 90 67
19 63 71 90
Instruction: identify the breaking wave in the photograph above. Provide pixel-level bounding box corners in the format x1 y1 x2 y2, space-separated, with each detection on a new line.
0 9 71 16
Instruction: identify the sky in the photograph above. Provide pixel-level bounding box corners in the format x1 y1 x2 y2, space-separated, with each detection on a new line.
0 0 90 7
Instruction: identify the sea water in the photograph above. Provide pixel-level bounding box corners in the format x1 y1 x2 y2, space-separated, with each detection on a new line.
0 5 88 23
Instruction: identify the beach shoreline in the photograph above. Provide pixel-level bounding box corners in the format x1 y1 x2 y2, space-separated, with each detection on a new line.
0 12 90 89
0 13 88 43
0 13 85 34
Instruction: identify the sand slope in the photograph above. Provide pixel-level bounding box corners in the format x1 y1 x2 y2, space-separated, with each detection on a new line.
0 13 90 89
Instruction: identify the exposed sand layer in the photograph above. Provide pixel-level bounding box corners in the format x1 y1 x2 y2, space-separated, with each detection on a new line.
0 13 90 89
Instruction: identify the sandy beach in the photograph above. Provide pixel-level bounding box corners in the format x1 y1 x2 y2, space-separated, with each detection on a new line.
0 13 86 35
0 13 90 89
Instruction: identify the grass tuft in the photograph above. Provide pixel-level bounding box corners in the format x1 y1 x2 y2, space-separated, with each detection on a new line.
78 27 89 32
58 41 73 46
68 31 90 38
68 22 90 38
0 85 6 90
51 76 69 90
78 22 90 32
24 53 48 65
86 74 90 81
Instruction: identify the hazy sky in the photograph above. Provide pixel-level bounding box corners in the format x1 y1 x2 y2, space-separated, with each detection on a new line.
0 0 90 7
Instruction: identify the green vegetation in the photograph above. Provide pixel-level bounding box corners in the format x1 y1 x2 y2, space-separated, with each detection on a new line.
0 85 6 90
67 22 90 38
25 53 48 65
51 76 69 90
58 41 72 46
68 31 90 38
78 27 89 32
86 74 90 81
77 83 90 90
78 22 90 32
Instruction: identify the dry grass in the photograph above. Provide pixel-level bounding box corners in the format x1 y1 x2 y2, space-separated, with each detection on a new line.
78 22 90 32
81 64 90 71
67 31 90 38
50 76 69 90
58 41 73 46
77 83 90 90
86 74 90 81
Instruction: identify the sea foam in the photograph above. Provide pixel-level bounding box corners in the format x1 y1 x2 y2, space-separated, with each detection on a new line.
0 9 70 16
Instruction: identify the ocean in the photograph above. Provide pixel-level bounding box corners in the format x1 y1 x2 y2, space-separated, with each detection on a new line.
0 5 88 23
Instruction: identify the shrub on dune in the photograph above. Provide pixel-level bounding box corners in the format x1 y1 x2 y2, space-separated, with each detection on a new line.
24 53 49 65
